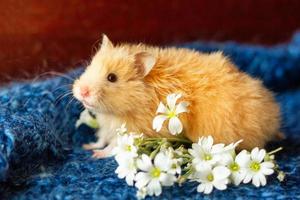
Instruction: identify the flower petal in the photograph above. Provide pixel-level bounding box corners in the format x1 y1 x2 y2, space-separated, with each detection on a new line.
115 166 126 179
251 147 259 160
135 172 151 189
261 162 275 169
243 173 253 184
261 163 274 175
156 102 168 114
200 136 214 151
231 172 244 186
218 153 233 165
125 172 135 186
211 143 225 154
213 179 228 190
167 93 182 110
252 175 260 187
213 166 231 180
159 173 176 186
204 183 213 194
193 165 212 181
256 149 266 162
236 150 251 167
136 188 147 200
175 102 189 114
154 152 172 171
197 183 206 193
152 115 168 132
137 154 153 171
251 148 266 162
258 173 267 186
189 144 201 157
195 162 213 173
224 140 243 152
147 179 162 196
168 117 183 135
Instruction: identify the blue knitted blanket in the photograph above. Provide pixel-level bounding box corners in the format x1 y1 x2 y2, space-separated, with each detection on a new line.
1 33 300 200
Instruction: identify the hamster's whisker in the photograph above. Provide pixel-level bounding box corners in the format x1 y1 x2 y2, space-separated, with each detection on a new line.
51 84 73 93
65 97 76 110
45 71 75 81
79 105 85 112
31 71 75 84
75 101 85 112
97 99 112 112
91 38 102 54
55 91 73 101
54 92 73 106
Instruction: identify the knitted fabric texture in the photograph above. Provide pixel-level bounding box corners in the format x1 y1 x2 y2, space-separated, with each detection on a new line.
1 33 300 199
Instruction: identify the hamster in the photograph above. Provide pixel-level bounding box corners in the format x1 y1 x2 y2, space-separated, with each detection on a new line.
73 35 282 158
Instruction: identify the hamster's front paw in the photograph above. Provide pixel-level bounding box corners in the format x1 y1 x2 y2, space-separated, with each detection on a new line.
91 142 115 159
83 140 106 150
92 149 112 159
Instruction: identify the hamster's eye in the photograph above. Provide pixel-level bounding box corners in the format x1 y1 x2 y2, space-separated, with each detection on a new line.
107 73 118 82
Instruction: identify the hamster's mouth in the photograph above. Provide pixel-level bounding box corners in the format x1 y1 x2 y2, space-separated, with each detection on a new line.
82 100 95 110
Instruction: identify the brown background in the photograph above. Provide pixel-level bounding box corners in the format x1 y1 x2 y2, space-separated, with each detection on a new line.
1 0 300 82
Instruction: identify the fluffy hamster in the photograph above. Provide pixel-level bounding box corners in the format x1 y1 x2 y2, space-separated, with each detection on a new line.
73 35 282 158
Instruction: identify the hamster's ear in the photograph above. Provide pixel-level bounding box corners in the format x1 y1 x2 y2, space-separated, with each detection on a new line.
100 34 113 51
134 52 156 77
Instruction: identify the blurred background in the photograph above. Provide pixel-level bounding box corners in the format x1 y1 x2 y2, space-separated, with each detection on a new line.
1 0 300 83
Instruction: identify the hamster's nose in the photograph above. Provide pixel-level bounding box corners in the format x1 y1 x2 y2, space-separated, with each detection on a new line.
80 85 90 98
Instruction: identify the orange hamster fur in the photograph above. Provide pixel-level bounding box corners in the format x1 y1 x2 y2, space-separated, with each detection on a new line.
73 35 281 158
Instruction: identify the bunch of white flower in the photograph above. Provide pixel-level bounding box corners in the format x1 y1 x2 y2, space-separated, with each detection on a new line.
187 136 276 194
113 128 183 198
110 93 284 199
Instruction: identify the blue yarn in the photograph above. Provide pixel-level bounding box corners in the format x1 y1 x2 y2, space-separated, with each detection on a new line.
1 33 300 199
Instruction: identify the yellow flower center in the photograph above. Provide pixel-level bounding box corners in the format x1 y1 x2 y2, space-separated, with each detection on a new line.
203 154 212 161
207 173 214 182
150 168 161 178
230 162 240 172
167 110 176 118
250 162 261 172
125 145 132 152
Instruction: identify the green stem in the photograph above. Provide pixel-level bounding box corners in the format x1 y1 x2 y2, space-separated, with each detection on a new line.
144 137 191 144
150 142 163 159
180 154 192 159
166 137 192 144
268 147 283 155
178 167 194 185
139 141 157 146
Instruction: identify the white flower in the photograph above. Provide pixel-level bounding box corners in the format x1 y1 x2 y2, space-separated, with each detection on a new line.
225 140 243 151
152 93 189 135
242 147 275 187
225 150 250 185
214 139 243 165
135 153 177 196
195 165 231 194
136 187 148 200
188 136 225 170
115 156 137 186
113 134 138 161
116 123 127 135
161 147 182 175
